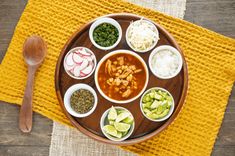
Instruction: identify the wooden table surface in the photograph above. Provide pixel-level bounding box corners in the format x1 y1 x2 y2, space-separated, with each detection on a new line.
0 0 234 155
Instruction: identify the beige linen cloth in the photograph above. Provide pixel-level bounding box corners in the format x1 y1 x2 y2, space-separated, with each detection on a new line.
49 0 186 156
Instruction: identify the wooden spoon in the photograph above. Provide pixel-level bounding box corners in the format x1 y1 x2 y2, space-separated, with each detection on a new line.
19 36 47 133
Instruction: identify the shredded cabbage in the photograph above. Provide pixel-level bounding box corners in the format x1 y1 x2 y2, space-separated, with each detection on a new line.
127 20 159 51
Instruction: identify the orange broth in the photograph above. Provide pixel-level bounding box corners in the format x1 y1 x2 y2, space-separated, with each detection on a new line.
98 53 147 100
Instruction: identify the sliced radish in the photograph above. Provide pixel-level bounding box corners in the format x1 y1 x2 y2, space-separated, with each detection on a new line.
80 64 93 75
80 72 87 77
75 48 83 54
72 52 83 64
64 63 75 71
65 53 74 66
90 61 94 68
69 67 75 74
78 59 89 70
79 48 91 56
83 56 93 62
73 66 81 77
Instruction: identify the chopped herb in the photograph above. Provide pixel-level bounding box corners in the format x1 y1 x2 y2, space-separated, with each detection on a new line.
70 89 94 114
93 23 119 47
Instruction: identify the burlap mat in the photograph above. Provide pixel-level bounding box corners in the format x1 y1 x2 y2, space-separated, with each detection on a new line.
49 0 186 155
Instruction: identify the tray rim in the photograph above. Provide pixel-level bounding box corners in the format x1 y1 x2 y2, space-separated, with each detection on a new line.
55 13 189 145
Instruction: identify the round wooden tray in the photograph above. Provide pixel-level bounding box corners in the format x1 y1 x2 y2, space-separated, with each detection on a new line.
55 13 188 145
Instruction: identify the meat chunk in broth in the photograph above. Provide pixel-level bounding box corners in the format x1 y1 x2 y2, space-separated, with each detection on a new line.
103 55 144 98
117 56 124 66
105 59 112 76
122 89 132 98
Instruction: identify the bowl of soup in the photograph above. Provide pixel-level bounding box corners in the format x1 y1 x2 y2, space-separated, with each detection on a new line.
95 49 149 104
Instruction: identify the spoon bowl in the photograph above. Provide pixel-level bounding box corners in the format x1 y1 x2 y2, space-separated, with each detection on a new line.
23 36 47 66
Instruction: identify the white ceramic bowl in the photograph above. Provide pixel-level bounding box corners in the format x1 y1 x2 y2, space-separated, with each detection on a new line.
126 19 159 53
148 45 183 79
94 49 149 104
63 47 97 80
100 106 135 141
63 84 98 118
140 87 175 122
89 17 122 50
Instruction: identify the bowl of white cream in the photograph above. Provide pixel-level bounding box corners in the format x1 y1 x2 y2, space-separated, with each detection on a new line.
149 45 183 79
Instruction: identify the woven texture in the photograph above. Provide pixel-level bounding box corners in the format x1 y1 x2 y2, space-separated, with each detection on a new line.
49 1 186 156
0 0 235 155
127 0 186 19
50 122 136 156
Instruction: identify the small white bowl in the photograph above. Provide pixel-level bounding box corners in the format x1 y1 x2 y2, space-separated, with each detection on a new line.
89 17 122 50
126 19 159 53
64 84 98 118
94 49 149 104
63 47 97 80
140 87 175 122
100 106 135 141
148 45 183 79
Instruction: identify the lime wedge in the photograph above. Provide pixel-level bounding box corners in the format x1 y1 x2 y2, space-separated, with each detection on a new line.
116 132 122 138
122 116 134 124
114 122 131 132
117 109 125 115
108 106 117 120
115 111 130 123
109 120 114 125
122 131 128 136
103 125 117 136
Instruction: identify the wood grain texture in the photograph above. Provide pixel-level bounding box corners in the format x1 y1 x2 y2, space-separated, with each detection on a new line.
0 0 234 155
0 1 51 155
19 36 47 133
185 0 235 38
0 102 52 156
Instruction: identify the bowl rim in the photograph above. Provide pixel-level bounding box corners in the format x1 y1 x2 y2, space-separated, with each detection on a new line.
140 87 175 122
63 47 97 80
63 83 98 118
94 49 149 104
125 19 159 53
100 106 135 141
148 45 183 79
89 17 122 50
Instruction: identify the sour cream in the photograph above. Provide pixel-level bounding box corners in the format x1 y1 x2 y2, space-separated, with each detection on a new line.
149 45 183 79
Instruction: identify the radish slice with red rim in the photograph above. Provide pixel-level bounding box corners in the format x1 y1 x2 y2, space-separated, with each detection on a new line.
80 72 87 77
65 53 74 66
81 64 93 75
73 66 81 77
79 48 92 56
73 53 83 64
79 59 89 70
65 63 75 71
83 56 93 62
68 67 75 74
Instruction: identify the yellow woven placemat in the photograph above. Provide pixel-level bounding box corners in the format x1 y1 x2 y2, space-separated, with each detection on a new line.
0 0 235 155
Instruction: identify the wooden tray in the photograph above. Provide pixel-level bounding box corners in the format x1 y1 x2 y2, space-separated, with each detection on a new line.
55 13 188 145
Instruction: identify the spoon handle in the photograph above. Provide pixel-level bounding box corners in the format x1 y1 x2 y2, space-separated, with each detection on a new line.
19 66 37 133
